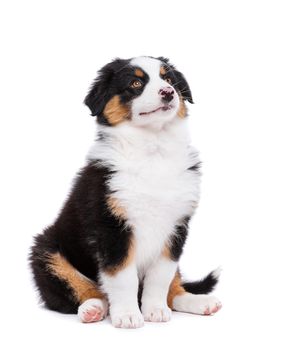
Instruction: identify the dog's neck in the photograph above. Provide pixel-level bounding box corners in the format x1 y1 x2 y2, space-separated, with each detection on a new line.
102 115 190 144
87 116 192 164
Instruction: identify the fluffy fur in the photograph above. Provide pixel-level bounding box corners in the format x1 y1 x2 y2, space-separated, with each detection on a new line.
30 56 221 328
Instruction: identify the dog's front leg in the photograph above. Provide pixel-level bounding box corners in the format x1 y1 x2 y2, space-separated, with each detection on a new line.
101 263 143 328
141 255 177 322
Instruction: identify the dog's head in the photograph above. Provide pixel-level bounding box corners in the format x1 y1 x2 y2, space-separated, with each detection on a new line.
84 56 193 128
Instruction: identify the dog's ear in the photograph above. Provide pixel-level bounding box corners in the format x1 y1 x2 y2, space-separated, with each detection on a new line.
172 70 193 104
84 62 114 124
157 56 193 104
84 59 127 124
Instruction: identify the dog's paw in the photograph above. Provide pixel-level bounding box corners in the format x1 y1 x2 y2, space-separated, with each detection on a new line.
142 305 172 322
173 293 222 316
110 309 144 329
78 298 108 323
199 295 222 315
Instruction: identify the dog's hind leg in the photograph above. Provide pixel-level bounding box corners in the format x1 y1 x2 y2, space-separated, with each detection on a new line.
30 242 107 322
167 271 222 316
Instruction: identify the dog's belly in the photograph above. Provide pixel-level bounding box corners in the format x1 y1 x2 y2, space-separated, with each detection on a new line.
109 157 200 272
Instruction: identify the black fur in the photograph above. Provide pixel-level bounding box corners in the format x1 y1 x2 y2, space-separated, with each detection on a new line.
30 230 78 313
188 161 202 172
169 216 190 261
30 161 133 312
182 270 219 294
84 59 129 124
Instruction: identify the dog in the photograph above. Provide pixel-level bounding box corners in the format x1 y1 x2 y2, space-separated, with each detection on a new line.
30 56 221 328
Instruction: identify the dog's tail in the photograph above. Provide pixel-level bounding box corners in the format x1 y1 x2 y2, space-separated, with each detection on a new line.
182 267 221 294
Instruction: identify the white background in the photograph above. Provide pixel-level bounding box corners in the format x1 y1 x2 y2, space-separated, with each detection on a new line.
0 0 288 349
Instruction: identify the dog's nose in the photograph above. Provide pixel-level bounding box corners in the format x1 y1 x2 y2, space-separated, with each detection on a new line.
159 86 174 103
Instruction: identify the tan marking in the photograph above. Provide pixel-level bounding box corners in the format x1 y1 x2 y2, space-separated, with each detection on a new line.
105 238 135 276
135 68 144 78
47 253 104 303
167 271 186 308
160 66 167 76
177 97 187 118
106 195 127 220
103 95 130 125
162 244 172 259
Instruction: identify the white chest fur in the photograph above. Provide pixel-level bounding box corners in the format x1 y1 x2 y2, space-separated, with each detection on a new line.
88 119 201 273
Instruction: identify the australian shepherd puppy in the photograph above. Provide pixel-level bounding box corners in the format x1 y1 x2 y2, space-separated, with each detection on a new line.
30 56 222 328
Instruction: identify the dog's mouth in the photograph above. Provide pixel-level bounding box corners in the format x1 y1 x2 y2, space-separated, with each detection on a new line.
139 105 173 116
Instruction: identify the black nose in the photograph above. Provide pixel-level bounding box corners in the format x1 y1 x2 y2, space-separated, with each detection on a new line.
159 87 174 103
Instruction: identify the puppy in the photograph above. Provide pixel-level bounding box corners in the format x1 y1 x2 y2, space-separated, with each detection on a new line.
30 56 221 328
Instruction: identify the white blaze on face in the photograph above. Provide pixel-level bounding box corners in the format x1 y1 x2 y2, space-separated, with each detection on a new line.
130 57 180 128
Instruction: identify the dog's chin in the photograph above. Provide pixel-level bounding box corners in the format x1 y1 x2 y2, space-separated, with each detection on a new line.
131 104 178 128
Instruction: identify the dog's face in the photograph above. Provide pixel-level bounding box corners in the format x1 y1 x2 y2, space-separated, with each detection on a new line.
84 56 193 128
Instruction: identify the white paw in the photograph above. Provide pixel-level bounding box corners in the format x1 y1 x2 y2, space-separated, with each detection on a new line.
110 309 144 329
195 295 222 315
142 305 172 322
78 298 108 323
173 293 222 315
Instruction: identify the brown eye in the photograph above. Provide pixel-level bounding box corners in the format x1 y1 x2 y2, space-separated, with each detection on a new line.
131 80 143 88
165 77 172 84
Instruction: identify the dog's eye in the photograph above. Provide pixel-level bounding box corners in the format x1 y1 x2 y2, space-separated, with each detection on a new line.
131 80 143 89
165 77 172 84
